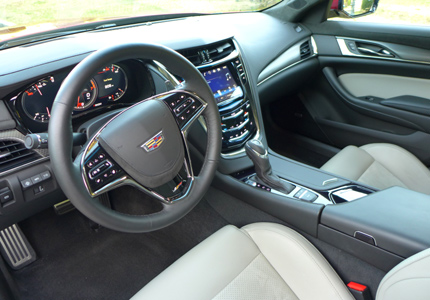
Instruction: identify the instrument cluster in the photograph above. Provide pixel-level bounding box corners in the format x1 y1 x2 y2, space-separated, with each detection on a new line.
20 64 128 124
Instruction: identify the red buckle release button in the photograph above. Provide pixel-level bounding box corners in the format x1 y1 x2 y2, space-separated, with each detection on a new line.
348 282 367 292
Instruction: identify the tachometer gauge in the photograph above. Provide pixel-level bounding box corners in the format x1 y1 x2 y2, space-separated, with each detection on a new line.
74 79 98 110
94 64 127 101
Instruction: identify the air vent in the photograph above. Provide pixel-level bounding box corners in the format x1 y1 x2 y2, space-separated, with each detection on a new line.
0 140 40 173
179 40 235 66
300 41 312 60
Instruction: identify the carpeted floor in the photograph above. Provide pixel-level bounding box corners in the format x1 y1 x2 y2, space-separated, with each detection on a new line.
12 188 229 300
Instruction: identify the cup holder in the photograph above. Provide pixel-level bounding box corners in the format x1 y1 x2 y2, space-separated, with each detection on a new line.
329 185 374 204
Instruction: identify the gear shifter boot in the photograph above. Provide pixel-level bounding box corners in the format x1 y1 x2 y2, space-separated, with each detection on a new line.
245 140 295 194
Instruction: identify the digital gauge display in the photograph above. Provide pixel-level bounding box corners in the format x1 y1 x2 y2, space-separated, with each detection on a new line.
202 65 243 104
93 64 127 101
21 64 128 123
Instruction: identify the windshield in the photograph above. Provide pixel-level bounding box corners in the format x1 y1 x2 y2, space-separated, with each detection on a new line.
0 0 282 44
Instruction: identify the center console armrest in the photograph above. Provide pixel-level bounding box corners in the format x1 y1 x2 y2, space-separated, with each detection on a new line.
320 186 430 271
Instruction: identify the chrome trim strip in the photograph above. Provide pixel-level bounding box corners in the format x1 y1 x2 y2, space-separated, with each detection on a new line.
257 37 318 86
336 37 430 65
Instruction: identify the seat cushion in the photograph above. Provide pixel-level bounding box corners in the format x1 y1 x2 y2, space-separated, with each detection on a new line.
320 143 430 194
376 248 430 300
131 223 353 300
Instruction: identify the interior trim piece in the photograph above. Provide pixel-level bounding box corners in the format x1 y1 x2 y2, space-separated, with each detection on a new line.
257 36 318 86
337 37 430 65
338 73 430 100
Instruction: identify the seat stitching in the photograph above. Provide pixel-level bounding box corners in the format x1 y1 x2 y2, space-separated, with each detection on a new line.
246 227 349 300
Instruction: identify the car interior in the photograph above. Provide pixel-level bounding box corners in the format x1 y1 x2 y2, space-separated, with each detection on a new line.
0 0 430 299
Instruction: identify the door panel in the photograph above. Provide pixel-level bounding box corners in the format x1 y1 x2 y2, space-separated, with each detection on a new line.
292 22 430 164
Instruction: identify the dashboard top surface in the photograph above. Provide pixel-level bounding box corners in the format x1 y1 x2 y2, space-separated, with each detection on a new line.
0 12 310 92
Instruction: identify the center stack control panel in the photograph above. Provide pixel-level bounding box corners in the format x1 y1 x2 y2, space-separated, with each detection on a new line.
200 55 257 153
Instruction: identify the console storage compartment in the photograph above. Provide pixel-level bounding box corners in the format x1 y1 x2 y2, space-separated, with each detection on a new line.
319 187 430 271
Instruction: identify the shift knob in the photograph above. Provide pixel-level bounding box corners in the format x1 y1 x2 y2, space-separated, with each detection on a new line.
245 139 295 194
245 139 271 175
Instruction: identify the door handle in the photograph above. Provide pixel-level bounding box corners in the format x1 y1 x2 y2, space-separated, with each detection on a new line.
357 47 394 58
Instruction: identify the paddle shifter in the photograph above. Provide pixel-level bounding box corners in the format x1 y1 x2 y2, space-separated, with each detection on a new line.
245 139 295 194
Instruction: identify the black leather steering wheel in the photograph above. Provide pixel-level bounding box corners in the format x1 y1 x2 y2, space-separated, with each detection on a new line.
48 43 221 233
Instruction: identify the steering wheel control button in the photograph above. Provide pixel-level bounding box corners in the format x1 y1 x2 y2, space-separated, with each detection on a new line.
163 93 203 128
88 160 112 179
83 146 125 192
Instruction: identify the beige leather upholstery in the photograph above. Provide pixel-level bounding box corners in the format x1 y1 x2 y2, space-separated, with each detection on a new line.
376 248 430 300
320 143 430 194
131 223 354 300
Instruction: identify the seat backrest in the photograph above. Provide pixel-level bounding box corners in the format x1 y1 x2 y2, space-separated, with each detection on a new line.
376 248 430 300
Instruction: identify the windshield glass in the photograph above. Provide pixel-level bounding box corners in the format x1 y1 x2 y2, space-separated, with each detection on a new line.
0 0 282 43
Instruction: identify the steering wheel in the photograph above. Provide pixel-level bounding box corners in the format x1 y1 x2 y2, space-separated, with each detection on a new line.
48 43 221 233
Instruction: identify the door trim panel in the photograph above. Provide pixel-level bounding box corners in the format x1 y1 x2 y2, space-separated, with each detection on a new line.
338 73 430 99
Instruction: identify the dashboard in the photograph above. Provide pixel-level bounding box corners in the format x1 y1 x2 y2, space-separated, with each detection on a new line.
0 11 316 229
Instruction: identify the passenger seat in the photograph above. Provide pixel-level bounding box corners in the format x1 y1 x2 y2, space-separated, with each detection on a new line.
320 143 430 194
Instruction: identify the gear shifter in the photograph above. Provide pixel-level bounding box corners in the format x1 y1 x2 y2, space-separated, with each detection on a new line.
245 139 295 194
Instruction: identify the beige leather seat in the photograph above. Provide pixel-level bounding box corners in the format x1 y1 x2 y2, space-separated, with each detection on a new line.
131 223 430 300
321 143 430 194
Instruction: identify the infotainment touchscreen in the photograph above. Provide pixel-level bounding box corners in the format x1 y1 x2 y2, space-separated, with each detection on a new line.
202 65 243 104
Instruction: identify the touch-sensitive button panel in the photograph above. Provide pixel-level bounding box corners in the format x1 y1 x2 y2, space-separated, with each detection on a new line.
220 101 256 150
164 93 203 129
83 147 124 192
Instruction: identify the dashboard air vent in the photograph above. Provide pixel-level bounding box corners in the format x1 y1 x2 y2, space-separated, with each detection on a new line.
300 41 312 60
179 40 235 66
0 140 40 173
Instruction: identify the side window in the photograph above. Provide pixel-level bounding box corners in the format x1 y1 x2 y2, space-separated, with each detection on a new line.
331 1 430 26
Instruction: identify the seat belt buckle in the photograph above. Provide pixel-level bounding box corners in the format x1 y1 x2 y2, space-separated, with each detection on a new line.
347 282 372 300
